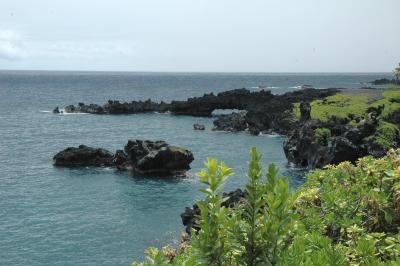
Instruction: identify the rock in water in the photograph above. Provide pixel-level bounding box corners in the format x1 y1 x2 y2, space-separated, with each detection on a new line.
53 140 194 176
53 106 60 114
53 145 114 167
123 140 194 175
193 124 205 130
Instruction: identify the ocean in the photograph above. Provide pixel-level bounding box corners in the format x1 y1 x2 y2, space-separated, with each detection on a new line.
0 71 392 265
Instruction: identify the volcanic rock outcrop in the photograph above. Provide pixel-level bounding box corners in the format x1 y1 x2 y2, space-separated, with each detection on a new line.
53 145 115 167
53 140 194 176
63 88 339 135
212 111 247 132
283 106 400 169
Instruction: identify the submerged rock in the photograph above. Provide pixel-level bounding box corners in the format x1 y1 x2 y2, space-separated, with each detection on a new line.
193 124 205 130
53 140 194 176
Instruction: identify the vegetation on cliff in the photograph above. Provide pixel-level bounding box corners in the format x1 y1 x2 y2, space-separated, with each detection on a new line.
293 91 400 124
132 148 400 265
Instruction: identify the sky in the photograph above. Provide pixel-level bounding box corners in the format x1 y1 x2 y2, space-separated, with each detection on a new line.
0 0 399 72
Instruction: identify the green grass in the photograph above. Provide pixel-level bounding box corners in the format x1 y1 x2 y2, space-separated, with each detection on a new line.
294 91 400 123
371 121 399 149
385 84 400 90
372 91 400 119
293 94 370 122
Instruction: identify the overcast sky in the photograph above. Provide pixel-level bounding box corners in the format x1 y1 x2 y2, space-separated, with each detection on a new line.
0 0 399 72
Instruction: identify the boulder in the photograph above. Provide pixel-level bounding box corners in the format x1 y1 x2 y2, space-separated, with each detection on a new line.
123 140 194 175
53 145 114 167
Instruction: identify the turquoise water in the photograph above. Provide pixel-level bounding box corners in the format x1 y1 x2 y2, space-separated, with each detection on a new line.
0 71 392 265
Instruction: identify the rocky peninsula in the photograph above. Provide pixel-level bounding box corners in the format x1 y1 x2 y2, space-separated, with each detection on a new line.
63 88 338 135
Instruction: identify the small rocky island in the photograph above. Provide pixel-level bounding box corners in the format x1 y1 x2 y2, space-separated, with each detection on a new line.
53 140 194 176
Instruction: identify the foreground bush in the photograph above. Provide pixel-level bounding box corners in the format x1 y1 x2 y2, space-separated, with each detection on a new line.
132 148 400 265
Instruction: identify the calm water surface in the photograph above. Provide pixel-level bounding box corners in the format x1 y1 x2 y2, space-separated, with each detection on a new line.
0 71 392 265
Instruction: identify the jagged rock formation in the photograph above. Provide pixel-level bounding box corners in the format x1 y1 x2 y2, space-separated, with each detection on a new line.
283 107 400 169
63 88 339 134
53 140 194 176
212 111 247 132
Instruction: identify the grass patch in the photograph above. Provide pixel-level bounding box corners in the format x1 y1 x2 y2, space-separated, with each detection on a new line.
293 94 369 122
371 91 400 119
385 84 400 89
294 91 400 123
371 121 399 149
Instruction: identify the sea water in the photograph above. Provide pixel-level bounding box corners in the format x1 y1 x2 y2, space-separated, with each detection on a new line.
0 71 392 265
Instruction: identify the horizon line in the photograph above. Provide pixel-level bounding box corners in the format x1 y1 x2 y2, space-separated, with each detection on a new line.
0 68 393 75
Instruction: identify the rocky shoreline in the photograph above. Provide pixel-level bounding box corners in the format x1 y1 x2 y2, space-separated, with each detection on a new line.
53 140 194 176
63 88 338 135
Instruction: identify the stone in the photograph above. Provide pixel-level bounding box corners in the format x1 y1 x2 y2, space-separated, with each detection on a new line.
193 124 205 130
53 145 114 167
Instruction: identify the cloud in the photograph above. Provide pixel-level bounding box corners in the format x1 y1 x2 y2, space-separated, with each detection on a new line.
0 29 135 62
31 41 135 60
0 30 27 60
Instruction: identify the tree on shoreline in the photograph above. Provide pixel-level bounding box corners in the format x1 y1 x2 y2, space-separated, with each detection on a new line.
395 63 400 83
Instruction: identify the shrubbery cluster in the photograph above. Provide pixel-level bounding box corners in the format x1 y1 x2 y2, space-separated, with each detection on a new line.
314 127 331 146
132 148 400 265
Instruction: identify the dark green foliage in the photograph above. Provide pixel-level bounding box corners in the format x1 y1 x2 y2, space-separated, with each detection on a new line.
371 121 399 149
314 127 331 145
133 148 400 266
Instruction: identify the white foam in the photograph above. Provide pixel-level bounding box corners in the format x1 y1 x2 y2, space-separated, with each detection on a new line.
154 111 171 115
289 85 302 89
259 132 281 137
41 109 88 115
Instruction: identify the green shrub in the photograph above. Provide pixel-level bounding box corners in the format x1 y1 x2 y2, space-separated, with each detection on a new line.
314 127 331 145
132 149 400 265
371 121 399 149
